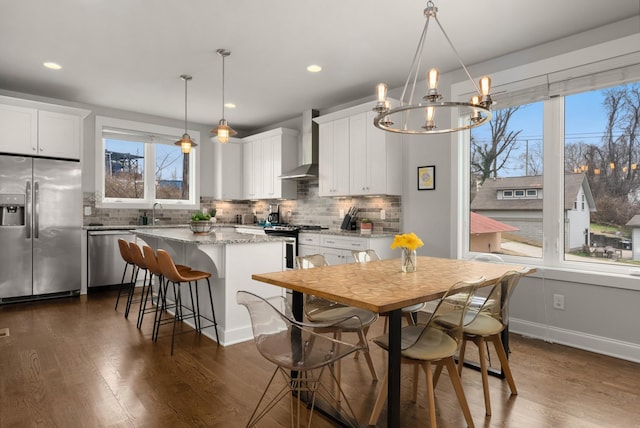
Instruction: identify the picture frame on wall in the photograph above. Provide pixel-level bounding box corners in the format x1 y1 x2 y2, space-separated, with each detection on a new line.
417 165 435 190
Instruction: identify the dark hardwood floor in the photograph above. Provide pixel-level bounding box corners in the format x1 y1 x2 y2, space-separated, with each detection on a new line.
1 290 639 427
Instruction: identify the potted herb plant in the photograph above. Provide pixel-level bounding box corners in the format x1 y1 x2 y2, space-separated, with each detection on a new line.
190 210 214 234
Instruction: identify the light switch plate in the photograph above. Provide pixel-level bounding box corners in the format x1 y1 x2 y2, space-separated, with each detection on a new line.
380 209 386 220
83 206 91 216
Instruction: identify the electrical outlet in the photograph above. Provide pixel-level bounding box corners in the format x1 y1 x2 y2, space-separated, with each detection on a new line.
339 209 345 218
553 294 565 310
83 206 91 216
380 209 386 220
217 208 223 216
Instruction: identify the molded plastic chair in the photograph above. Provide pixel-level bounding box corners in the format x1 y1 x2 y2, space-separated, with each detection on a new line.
295 254 378 381
155 249 219 355
115 238 136 312
237 290 363 428
368 277 486 428
352 249 426 331
456 268 532 416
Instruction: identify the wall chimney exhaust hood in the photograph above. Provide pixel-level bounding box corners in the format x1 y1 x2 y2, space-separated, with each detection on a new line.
279 109 319 180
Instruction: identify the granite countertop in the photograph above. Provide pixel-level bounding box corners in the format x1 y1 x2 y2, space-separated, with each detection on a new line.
132 227 283 245
85 223 396 238
84 223 239 231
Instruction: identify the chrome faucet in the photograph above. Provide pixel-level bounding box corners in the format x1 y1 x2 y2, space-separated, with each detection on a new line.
152 202 163 224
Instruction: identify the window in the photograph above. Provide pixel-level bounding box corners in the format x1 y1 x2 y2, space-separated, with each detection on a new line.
96 116 199 208
469 101 544 259
565 82 640 264
455 41 640 276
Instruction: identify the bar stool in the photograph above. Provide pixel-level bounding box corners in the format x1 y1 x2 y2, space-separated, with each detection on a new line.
115 238 136 312
142 246 191 338
155 249 220 354
127 242 155 328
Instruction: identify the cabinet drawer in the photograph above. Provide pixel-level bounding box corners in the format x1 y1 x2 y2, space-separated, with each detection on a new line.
320 235 367 251
298 233 320 245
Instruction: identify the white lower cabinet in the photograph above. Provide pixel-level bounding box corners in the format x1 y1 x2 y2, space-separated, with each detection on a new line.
297 232 394 266
297 233 320 259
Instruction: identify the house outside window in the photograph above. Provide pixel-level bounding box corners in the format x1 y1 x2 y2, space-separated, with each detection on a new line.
95 116 200 209
459 52 640 273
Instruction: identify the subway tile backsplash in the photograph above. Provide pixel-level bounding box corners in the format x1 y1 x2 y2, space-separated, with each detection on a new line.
84 179 401 233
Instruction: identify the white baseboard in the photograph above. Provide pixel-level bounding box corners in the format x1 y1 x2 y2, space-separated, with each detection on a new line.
510 318 640 364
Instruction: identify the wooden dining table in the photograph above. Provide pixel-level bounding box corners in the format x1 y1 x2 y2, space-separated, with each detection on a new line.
252 256 533 428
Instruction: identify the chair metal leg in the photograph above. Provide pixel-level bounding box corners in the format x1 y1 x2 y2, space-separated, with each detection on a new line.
137 272 154 329
170 280 180 355
115 262 132 311
205 278 220 343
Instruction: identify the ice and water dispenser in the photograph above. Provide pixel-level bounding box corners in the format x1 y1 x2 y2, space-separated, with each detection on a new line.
0 194 26 226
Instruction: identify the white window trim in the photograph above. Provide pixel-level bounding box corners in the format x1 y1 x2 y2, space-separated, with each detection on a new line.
451 31 640 287
95 116 200 210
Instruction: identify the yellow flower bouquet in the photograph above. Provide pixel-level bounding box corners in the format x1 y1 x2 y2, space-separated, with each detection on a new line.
391 232 424 272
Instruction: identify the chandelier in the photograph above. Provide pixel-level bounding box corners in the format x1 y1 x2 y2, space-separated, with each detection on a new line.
373 0 493 135
211 48 237 143
175 74 197 154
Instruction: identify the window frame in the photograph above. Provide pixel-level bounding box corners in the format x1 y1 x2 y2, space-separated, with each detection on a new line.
95 116 200 210
451 31 640 287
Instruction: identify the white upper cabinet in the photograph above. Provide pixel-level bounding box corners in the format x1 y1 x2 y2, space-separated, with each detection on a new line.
318 117 350 197
38 110 81 159
0 104 37 155
0 96 89 160
242 128 298 200
213 138 243 200
316 100 401 197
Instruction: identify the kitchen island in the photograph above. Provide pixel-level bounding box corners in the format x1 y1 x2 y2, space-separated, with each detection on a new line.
133 227 286 346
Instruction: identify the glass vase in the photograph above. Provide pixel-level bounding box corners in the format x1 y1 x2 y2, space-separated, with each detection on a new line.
401 248 417 273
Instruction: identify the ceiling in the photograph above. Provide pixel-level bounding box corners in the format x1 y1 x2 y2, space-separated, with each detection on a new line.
1 0 638 135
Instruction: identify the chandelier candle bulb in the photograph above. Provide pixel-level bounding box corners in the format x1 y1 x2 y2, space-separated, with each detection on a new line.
375 83 388 112
426 68 441 100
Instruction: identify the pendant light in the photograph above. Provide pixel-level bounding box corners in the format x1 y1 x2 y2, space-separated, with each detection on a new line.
175 74 197 154
210 48 237 144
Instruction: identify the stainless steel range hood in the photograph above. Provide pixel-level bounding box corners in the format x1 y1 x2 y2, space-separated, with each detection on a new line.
279 109 318 180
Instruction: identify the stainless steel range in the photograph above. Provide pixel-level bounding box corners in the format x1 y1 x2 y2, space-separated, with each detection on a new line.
263 224 328 269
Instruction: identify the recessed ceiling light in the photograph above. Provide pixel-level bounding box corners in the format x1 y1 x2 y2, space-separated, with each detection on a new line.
43 62 62 70
306 64 322 73
224 102 236 109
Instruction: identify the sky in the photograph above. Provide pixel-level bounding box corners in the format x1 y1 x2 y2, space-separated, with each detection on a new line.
105 139 184 180
471 88 612 177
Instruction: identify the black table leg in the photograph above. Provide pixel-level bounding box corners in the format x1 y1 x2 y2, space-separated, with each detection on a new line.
388 309 402 428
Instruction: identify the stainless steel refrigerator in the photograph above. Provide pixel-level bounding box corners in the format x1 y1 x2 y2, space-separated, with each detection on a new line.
0 155 81 302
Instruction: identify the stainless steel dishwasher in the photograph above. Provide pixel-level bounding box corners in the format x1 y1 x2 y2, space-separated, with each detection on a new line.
87 229 134 289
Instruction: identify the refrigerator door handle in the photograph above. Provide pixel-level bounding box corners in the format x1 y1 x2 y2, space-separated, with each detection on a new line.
34 181 39 239
26 181 32 239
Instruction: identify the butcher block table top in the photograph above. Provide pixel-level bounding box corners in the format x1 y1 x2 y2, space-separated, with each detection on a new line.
252 256 534 314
